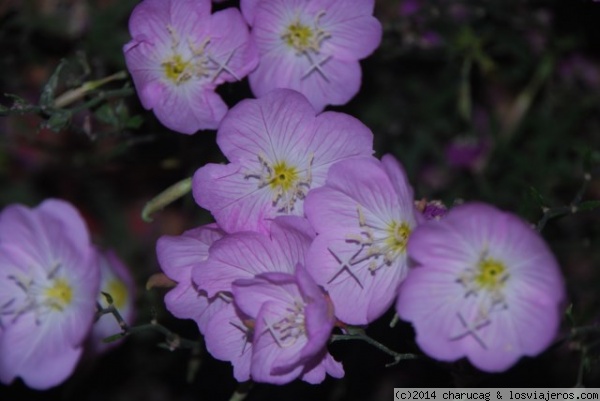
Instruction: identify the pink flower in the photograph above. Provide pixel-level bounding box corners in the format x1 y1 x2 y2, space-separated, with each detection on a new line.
396 203 566 372
193 89 374 234
232 265 343 384
157 223 253 380
192 216 315 381
123 0 258 134
246 0 382 111
304 155 419 325
157 224 226 332
91 250 136 353
193 216 315 297
0 200 99 389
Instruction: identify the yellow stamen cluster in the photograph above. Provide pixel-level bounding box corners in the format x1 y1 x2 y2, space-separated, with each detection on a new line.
45 278 73 311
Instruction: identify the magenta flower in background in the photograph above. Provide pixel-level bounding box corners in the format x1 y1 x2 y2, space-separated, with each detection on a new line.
396 203 566 372
246 0 382 111
232 265 343 384
91 250 136 353
0 200 99 389
304 155 419 325
123 0 258 134
193 89 374 234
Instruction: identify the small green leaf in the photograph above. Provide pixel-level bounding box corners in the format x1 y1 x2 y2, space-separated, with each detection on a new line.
44 110 72 132
103 333 125 343
578 200 600 212
528 186 547 207
125 115 144 129
40 59 67 108
101 291 114 305
94 103 118 125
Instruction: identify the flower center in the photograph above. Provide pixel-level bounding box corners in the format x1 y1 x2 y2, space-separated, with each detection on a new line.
44 278 73 311
161 26 237 85
282 11 330 54
163 54 191 83
475 258 506 290
265 300 306 348
386 221 411 254
105 279 128 309
340 208 413 275
283 22 314 51
3 262 77 325
245 154 313 214
269 162 299 192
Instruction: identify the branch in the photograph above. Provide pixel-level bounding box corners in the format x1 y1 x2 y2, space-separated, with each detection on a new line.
96 293 201 351
536 172 595 232
330 327 418 367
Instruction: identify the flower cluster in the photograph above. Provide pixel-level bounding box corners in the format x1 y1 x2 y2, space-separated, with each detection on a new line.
123 0 382 134
0 200 135 389
157 88 566 382
2 0 570 392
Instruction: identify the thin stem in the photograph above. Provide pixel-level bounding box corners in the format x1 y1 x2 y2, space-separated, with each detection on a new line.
536 172 592 232
228 382 253 401
141 177 193 222
53 70 128 108
330 328 418 367
96 293 201 350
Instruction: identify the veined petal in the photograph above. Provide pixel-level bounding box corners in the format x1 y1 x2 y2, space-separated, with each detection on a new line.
307 230 405 324
232 273 298 320
217 89 316 164
309 111 374 183
193 162 274 234
208 8 258 84
193 231 295 297
168 0 211 40
0 313 83 389
324 157 403 224
251 301 306 384
321 13 383 60
203 301 252 382
157 224 224 282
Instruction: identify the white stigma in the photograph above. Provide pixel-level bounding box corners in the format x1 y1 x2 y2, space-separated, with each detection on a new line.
263 299 306 348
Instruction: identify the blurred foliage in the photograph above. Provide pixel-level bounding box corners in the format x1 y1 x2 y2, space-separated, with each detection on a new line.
1 0 600 399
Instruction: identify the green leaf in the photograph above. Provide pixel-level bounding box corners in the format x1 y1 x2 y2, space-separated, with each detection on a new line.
101 291 114 305
94 103 118 125
44 110 72 132
528 186 547 207
40 59 67 108
103 333 125 343
125 115 144 129
578 200 600 212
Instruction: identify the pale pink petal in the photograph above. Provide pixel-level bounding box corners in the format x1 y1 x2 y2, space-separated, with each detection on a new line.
193 231 294 297
309 112 374 184
251 301 306 384
203 302 253 382
192 163 274 234
169 0 211 39
157 224 224 282
0 313 83 389
208 8 258 84
240 0 261 24
232 273 298 321
307 230 405 324
321 14 383 60
216 89 315 163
